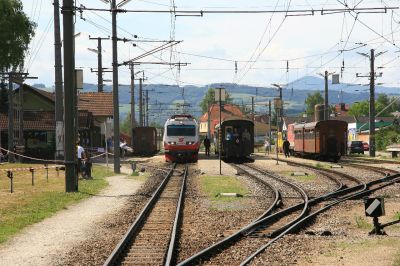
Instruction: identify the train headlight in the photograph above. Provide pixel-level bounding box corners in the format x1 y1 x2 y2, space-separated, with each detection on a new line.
168 141 176 145
186 141 193 145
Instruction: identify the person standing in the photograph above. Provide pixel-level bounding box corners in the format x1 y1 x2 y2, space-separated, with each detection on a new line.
203 136 211 157
283 138 290 158
264 138 270 155
77 143 85 179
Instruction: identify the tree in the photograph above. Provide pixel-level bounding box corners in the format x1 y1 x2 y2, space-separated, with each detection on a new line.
348 101 369 116
348 94 400 117
0 0 35 71
304 91 324 116
199 88 232 113
120 113 134 136
0 81 8 113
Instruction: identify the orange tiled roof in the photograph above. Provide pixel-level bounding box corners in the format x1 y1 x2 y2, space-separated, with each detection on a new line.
78 92 113 117
199 103 245 122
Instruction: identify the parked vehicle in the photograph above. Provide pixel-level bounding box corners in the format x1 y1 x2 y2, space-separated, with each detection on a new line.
288 120 348 161
363 142 369 151
349 141 364 154
132 127 158 156
214 118 254 161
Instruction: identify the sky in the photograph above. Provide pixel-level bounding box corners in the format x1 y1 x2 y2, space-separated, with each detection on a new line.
21 0 400 91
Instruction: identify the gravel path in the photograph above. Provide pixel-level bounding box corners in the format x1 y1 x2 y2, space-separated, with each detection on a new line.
0 173 142 266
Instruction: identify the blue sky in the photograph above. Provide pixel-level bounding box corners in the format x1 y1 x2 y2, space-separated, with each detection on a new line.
22 0 400 90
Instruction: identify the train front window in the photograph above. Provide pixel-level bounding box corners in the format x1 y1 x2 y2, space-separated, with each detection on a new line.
167 125 196 136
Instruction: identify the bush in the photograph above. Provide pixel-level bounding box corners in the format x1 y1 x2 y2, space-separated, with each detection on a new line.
376 125 400 151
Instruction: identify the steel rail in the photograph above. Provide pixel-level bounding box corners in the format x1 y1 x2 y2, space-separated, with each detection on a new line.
241 164 310 235
231 164 281 221
177 164 368 266
342 162 399 176
165 164 188 266
240 173 400 265
103 163 177 266
177 164 310 266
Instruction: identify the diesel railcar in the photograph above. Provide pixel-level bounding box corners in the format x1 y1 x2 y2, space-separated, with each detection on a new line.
163 114 200 162
289 120 347 161
214 118 254 161
132 127 159 156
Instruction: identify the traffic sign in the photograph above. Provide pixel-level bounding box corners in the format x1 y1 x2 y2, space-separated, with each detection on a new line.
364 197 385 217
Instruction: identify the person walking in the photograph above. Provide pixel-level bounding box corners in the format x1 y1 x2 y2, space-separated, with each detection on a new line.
204 136 211 157
283 138 290 158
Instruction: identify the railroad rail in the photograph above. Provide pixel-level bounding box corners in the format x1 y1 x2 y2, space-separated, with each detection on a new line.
341 162 399 176
177 164 315 265
178 158 400 265
103 163 187 266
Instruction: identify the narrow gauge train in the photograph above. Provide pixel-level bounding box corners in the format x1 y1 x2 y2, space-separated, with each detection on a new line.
163 114 200 162
288 120 347 161
214 118 254 161
132 127 159 156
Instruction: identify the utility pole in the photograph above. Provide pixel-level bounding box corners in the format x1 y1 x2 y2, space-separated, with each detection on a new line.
268 100 272 154
8 74 14 163
139 78 143 127
324 70 329 120
54 0 64 160
356 49 385 157
251 96 255 121
89 36 109 92
111 0 120 174
146 90 149 126
62 0 77 191
129 63 135 133
369 50 376 157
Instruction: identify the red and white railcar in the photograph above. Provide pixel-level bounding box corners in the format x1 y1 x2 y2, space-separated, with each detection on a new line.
163 114 200 162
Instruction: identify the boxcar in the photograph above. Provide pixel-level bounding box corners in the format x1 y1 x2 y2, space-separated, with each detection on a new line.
291 120 347 161
215 118 254 161
132 127 158 156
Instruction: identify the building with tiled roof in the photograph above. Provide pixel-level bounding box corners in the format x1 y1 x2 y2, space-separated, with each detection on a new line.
0 84 114 159
199 103 245 136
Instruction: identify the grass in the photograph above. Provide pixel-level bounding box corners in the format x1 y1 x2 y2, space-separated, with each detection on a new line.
326 238 400 261
0 164 111 244
395 212 400 220
200 175 248 203
355 216 371 230
394 253 400 266
128 171 150 182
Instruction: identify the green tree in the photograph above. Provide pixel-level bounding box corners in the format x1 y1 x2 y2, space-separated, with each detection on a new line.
120 113 134 136
304 91 324 116
199 88 232 113
0 82 8 113
348 94 400 117
348 100 369 116
0 0 36 70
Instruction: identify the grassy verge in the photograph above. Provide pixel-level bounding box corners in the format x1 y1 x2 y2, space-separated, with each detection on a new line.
128 171 150 182
325 238 400 263
200 175 248 203
0 164 111 244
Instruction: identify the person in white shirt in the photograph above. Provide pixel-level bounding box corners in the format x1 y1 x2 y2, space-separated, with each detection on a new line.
77 143 85 178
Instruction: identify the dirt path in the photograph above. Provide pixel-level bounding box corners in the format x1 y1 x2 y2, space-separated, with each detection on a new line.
0 173 142 266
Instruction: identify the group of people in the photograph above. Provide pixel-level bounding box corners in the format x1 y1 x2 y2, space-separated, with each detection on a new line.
76 143 92 179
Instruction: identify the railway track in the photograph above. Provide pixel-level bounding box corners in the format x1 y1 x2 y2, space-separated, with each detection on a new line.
177 161 400 265
340 162 399 176
104 163 187 266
